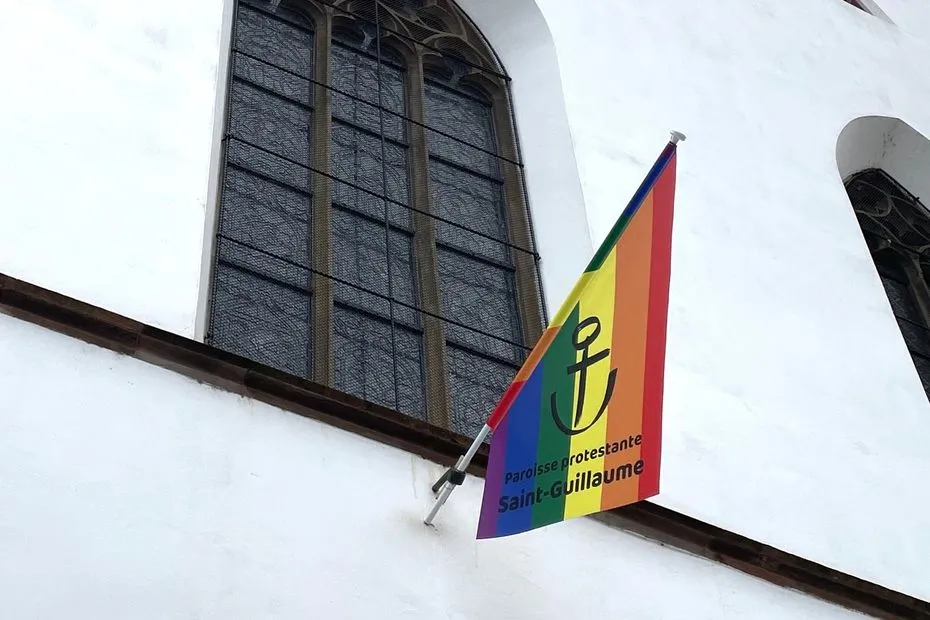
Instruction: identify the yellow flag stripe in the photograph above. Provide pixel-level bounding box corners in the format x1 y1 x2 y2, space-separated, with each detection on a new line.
563 247 617 519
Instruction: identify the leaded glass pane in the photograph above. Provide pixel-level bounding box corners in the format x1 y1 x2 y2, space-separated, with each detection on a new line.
211 265 311 377
332 43 405 141
438 248 522 362
333 307 426 417
880 272 922 324
446 345 518 437
229 81 311 166
897 318 930 359
424 81 497 177
226 140 311 193
233 5 313 103
234 54 313 106
235 5 312 72
332 207 418 326
217 168 311 288
332 121 410 227
430 160 508 262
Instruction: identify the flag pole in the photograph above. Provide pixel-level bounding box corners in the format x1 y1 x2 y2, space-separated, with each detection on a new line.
423 130 686 527
423 423 491 526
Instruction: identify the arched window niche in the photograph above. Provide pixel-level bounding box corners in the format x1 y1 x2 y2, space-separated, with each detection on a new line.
838 0 893 21
201 0 548 438
838 116 930 398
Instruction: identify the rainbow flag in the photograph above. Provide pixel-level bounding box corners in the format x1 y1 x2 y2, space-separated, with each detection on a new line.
476 139 678 539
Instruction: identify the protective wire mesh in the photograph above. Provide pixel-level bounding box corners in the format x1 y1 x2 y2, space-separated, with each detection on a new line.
208 0 547 439
846 169 930 396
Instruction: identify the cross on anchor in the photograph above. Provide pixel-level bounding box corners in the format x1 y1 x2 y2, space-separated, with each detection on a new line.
550 316 618 436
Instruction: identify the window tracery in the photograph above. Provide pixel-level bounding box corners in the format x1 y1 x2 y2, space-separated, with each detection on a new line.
208 0 545 436
847 169 930 396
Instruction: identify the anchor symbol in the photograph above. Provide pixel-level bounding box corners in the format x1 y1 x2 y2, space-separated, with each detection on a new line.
550 316 618 436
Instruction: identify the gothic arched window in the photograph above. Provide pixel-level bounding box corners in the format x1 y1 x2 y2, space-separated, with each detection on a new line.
207 0 544 437
846 169 930 396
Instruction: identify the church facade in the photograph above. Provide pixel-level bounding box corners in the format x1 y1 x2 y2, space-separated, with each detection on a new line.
1 0 929 617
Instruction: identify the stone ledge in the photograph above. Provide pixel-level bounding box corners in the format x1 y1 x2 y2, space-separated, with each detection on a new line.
0 271 926 620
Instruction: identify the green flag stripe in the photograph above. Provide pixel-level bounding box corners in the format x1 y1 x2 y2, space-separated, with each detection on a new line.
532 305 579 528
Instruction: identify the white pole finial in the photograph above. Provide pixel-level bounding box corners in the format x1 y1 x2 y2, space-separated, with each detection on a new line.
670 131 687 145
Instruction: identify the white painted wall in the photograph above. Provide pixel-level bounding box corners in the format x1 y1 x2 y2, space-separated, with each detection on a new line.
0 312 869 619
0 0 223 334
0 0 590 339
837 116 901 181
2 0 930 606
531 0 930 600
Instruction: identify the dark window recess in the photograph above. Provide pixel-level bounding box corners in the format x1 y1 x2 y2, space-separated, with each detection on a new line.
842 0 867 10
208 0 544 436
846 169 930 398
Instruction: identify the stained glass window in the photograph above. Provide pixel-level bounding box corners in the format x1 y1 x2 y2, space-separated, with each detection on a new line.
329 30 425 415
425 74 524 435
208 0 543 436
846 169 930 397
211 2 314 378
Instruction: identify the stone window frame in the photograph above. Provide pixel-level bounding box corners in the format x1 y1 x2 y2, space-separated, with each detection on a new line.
205 0 546 432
